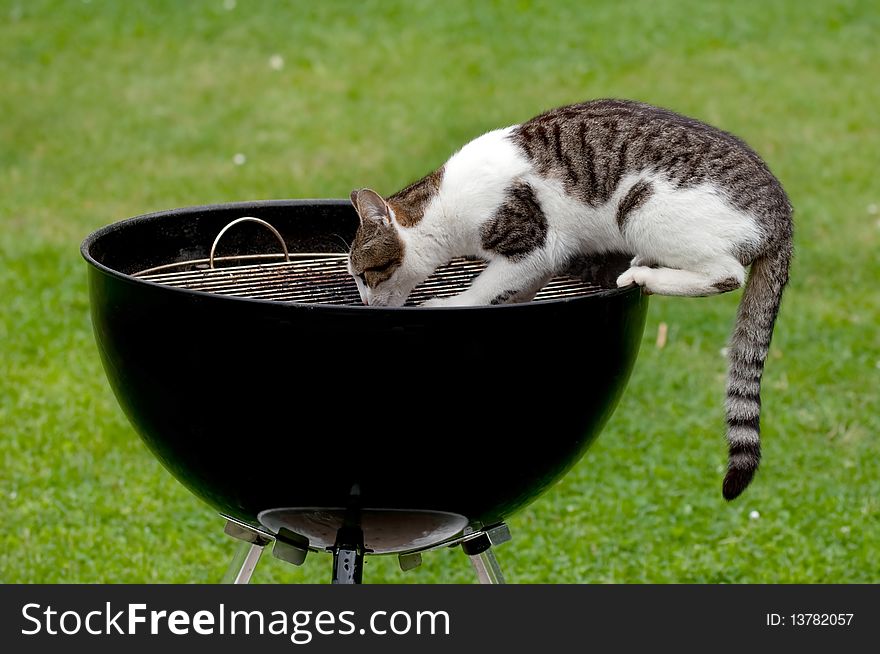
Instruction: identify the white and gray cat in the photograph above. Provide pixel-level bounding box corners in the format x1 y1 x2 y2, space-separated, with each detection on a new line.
347 99 792 499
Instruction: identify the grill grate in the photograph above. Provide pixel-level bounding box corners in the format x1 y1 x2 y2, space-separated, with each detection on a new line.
135 254 605 306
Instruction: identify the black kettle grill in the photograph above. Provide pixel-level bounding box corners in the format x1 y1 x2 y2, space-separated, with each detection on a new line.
81 199 648 583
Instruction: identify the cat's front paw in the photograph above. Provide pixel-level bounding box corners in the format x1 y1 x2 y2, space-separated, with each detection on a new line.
421 296 455 307
422 294 477 307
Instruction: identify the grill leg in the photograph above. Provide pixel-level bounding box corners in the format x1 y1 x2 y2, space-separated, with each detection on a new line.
221 519 272 584
223 540 265 584
331 526 365 584
332 546 365 584
461 525 510 584
467 546 506 584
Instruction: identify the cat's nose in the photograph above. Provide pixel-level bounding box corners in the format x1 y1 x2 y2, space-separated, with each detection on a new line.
362 298 369 306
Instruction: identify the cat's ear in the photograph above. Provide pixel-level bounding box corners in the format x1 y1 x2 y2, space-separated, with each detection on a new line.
351 188 392 226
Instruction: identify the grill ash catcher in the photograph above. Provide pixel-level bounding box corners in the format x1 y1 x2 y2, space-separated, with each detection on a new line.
81 199 649 584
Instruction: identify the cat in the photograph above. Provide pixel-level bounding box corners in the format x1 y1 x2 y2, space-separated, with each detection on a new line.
347 99 792 500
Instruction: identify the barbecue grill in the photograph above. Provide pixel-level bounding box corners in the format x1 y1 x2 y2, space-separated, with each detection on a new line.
81 199 649 583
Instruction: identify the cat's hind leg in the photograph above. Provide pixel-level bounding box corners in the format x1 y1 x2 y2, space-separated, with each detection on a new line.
629 254 656 268
617 257 745 297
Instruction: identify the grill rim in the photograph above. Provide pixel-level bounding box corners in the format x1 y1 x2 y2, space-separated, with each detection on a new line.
81 198 641 312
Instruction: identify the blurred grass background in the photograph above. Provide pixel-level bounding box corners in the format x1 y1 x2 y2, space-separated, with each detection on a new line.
1 0 877 583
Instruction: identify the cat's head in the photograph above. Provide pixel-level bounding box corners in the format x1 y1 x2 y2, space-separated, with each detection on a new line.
347 189 425 306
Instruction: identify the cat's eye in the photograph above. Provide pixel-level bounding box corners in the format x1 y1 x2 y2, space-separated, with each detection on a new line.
366 261 393 274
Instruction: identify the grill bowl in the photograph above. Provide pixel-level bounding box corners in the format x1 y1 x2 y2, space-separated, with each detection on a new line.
82 199 648 554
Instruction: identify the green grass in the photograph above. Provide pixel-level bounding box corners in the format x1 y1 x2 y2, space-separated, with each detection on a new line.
1 0 878 583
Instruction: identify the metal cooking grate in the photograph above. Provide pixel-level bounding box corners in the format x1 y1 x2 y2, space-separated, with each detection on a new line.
134 254 605 306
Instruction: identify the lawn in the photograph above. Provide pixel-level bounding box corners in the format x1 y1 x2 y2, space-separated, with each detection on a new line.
1 0 877 583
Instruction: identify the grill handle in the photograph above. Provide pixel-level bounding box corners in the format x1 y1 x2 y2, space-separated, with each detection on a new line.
209 217 290 269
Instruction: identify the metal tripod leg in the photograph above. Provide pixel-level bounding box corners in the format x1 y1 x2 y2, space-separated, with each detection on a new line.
469 547 506 584
221 519 272 584
461 523 511 585
332 544 365 584
223 540 265 584
331 485 365 584
331 525 365 584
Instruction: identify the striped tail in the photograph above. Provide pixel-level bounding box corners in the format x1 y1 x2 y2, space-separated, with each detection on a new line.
722 236 792 500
